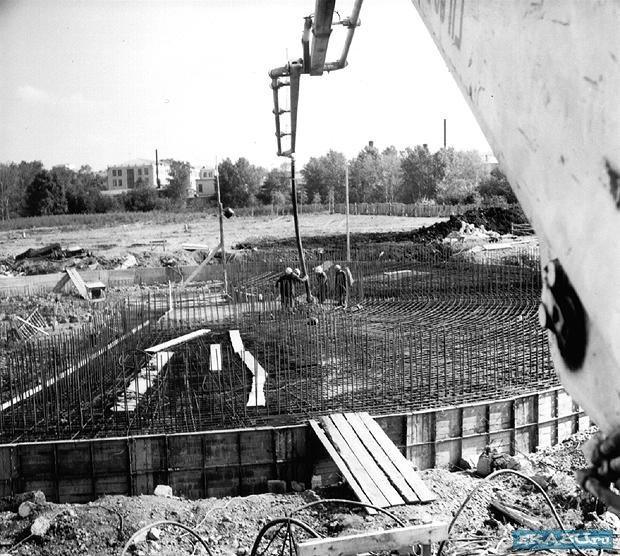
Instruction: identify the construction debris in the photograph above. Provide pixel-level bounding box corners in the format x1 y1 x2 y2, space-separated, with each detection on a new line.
153 485 173 498
489 499 544 529
0 490 46 513
116 253 137 269
476 447 521 477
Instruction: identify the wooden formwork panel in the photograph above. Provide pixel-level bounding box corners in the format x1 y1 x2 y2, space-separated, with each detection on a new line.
514 395 536 427
488 431 512 453
489 401 512 432
17 443 55 476
0 446 16 497
406 412 434 470
376 415 407 453
203 432 240 468
275 426 308 486
57 443 92 476
0 388 590 502
402 388 586 470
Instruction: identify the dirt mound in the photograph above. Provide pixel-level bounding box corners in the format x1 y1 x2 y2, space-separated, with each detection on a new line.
461 206 529 235
0 429 605 556
238 207 528 251
236 216 463 250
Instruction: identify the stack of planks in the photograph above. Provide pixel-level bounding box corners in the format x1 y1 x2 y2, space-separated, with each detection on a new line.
310 412 435 511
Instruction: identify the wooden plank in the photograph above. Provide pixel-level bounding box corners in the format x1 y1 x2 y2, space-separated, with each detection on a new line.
1 320 150 412
14 315 49 337
66 267 89 300
308 420 376 514
210 344 222 372
112 351 173 412
229 330 244 354
344 413 419 503
243 351 267 407
184 244 220 285
297 522 448 556
145 329 210 353
320 415 391 508
331 414 404 506
360 413 436 503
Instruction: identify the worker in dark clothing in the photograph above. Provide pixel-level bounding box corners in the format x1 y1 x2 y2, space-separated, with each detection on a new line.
334 264 348 307
314 265 328 304
275 267 305 308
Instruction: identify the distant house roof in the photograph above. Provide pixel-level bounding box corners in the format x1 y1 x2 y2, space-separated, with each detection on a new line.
108 158 156 168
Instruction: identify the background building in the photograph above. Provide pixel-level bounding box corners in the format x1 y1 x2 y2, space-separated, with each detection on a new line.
195 167 216 197
104 159 170 195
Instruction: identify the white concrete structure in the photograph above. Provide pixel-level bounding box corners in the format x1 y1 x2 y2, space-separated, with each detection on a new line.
105 159 170 195
195 166 216 197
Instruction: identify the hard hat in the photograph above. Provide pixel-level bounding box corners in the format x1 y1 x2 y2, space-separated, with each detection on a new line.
334 264 342 271
315 265 323 273
285 267 293 275
294 268 301 276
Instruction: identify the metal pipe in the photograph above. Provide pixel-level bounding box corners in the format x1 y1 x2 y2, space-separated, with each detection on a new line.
215 163 228 293
290 155 312 302
335 0 364 70
345 164 350 263
302 16 312 73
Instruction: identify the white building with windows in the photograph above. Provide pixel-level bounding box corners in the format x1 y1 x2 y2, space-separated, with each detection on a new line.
105 159 170 195
194 167 216 198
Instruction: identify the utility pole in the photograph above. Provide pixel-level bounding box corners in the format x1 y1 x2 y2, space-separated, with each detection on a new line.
290 155 312 302
345 164 351 263
443 118 447 148
215 160 228 293
155 149 160 187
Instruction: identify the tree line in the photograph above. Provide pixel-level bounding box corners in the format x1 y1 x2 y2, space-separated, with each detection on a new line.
220 145 515 209
0 144 515 219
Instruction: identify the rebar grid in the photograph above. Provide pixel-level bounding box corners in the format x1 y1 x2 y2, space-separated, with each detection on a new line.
0 247 553 442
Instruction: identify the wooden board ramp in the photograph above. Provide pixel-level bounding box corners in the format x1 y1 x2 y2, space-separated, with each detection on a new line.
311 412 436 509
228 330 267 407
111 351 174 412
145 329 210 353
229 330 244 354
243 351 267 407
66 267 89 300
65 267 106 301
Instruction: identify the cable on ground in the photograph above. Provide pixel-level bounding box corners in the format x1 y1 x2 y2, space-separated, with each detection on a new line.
436 468 589 556
120 519 212 556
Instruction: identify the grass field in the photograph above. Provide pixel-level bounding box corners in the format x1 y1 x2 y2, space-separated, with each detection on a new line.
0 212 446 260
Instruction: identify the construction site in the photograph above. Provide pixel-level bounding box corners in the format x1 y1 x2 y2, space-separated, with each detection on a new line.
1 0 619 555
0 226 550 443
0 215 601 555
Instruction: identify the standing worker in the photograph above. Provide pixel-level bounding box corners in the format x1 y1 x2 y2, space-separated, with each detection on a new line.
314 265 328 304
334 264 349 307
275 267 305 309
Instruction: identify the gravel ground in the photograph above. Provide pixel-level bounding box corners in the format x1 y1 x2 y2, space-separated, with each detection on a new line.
0 428 615 556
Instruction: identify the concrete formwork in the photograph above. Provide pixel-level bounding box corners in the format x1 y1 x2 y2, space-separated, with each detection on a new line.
0 386 588 503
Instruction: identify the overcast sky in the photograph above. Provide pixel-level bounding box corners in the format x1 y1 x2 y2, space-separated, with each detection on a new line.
0 0 491 171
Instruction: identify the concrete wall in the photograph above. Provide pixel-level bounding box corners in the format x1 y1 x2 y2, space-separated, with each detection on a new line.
0 386 589 503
